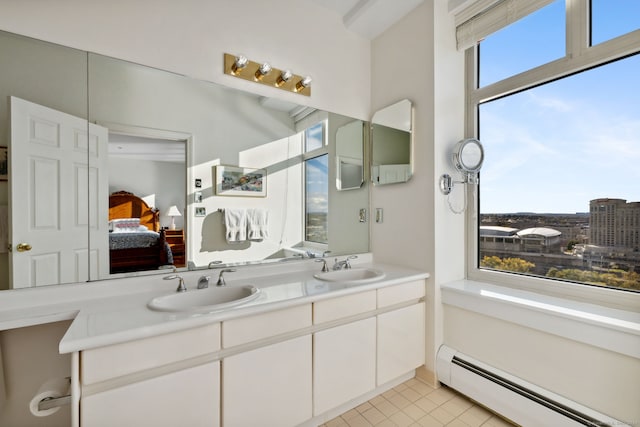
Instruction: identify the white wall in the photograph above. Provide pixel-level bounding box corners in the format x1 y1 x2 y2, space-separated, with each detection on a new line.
0 0 371 120
371 0 466 381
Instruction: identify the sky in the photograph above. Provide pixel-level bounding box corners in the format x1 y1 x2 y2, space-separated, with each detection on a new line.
478 0 640 214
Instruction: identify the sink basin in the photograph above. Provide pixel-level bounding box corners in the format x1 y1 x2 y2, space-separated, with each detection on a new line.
148 285 260 313
313 268 385 284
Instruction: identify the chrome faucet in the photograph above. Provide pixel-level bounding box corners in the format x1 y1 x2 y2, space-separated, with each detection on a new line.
197 275 211 289
216 268 236 286
163 274 186 292
208 260 223 269
332 255 358 271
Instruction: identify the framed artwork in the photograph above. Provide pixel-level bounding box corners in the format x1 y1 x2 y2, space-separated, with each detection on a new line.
214 165 266 197
0 147 7 181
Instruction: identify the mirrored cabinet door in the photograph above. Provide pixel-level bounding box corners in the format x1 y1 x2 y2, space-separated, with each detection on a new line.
371 99 413 186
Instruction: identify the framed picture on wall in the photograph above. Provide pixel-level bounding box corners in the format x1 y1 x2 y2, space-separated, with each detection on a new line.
0 146 7 181
213 165 266 197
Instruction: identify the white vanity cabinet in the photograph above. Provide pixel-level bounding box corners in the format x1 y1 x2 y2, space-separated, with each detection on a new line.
79 323 221 427
70 275 427 427
221 304 313 427
313 290 377 415
377 280 426 385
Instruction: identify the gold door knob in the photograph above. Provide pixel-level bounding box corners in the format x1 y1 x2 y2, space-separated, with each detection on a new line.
16 243 32 252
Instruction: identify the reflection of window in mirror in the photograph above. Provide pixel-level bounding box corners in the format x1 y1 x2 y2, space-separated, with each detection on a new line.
305 121 325 151
303 121 328 244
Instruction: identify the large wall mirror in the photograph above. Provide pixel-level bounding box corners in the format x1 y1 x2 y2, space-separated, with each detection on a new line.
0 30 369 291
371 99 413 185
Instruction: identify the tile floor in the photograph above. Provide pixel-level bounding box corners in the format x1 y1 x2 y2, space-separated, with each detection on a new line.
320 377 518 427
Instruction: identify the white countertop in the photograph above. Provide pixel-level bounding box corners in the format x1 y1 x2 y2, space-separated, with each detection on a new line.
0 255 429 354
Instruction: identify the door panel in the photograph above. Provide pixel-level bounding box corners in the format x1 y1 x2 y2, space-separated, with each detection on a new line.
10 97 90 288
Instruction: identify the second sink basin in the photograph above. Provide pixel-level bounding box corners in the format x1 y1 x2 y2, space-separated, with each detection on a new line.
148 285 260 313
313 268 385 284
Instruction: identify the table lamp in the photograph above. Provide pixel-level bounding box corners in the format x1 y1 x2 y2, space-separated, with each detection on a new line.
167 205 181 230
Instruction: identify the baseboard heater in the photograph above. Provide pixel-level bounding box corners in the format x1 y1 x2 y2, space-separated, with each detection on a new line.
436 345 629 427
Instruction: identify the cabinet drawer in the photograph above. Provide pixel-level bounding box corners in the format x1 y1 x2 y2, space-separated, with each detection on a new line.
377 280 425 308
313 290 376 324
222 304 311 348
82 323 220 385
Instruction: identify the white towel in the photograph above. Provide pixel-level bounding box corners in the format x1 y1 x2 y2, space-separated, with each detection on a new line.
0 205 7 254
224 208 247 243
247 208 269 241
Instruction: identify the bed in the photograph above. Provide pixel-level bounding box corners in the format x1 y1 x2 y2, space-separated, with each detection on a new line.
108 191 173 274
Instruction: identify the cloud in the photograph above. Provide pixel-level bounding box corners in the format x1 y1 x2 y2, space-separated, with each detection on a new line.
526 91 572 113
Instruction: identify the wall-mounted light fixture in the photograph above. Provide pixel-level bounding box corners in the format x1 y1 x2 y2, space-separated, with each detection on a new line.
224 53 311 96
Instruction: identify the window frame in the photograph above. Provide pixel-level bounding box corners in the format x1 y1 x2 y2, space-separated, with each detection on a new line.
465 0 640 309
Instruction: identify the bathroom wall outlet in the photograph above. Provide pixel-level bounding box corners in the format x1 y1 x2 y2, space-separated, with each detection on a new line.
375 208 383 223
195 178 202 188
194 191 203 203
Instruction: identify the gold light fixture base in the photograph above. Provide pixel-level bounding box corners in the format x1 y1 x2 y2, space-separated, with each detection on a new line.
224 53 311 97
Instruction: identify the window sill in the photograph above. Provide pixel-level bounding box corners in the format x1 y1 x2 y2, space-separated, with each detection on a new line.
441 280 640 359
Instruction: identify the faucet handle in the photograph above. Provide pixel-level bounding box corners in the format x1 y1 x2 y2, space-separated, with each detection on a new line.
216 268 236 286
163 274 186 292
315 258 329 272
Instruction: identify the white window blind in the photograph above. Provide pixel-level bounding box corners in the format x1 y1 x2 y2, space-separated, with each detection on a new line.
455 0 556 51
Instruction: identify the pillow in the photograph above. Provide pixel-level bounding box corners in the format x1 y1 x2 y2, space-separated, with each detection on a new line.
109 218 141 232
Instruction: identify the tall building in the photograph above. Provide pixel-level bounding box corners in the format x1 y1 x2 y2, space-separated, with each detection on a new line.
590 198 640 250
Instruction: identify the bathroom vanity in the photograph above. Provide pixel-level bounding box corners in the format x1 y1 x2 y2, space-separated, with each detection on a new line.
1 257 428 427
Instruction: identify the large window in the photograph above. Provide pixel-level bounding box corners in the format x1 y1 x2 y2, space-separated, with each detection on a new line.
469 1 640 295
303 122 328 244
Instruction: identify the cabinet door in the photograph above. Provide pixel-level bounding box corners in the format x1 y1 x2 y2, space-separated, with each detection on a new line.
377 303 425 385
223 336 312 427
81 361 219 427
313 317 376 415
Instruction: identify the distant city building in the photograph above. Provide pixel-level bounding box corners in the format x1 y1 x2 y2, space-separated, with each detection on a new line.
590 198 640 251
480 226 561 253
517 227 562 253
479 226 520 252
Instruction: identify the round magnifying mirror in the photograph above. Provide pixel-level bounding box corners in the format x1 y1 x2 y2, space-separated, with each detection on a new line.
453 138 483 172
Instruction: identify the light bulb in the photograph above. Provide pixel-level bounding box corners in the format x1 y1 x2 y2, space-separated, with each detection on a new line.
255 62 272 80
231 55 248 75
295 76 312 92
276 69 293 87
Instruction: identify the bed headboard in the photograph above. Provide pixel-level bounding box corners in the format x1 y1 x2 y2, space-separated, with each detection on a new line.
108 191 160 232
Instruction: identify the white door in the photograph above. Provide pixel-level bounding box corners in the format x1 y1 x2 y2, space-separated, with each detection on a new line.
9 97 102 288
